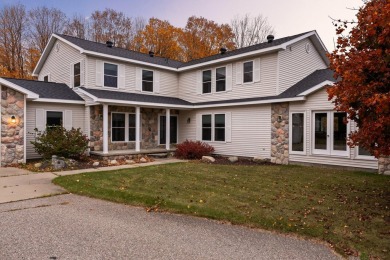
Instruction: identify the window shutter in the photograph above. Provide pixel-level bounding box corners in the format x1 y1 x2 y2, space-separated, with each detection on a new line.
96 60 103 86
235 62 242 85
196 70 202 95
70 64 74 87
225 112 232 143
226 64 232 91
118 64 125 89
154 70 160 93
196 113 202 140
254 58 261 82
35 109 45 132
80 59 85 86
135 67 142 91
211 69 216 93
64 110 73 130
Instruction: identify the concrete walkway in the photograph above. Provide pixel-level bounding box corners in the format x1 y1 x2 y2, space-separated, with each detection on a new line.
0 159 184 203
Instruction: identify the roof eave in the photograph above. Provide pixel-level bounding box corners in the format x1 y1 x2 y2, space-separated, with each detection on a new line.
297 80 335 96
0 78 39 99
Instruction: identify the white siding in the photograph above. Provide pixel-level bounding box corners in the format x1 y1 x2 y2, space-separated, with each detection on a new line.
179 105 271 158
289 88 377 169
86 56 179 97
278 38 327 94
26 101 86 159
178 53 278 103
39 39 86 85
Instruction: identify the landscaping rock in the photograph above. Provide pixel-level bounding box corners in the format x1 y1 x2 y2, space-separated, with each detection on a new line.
228 156 238 163
253 156 267 162
202 156 215 163
34 163 42 168
92 162 100 167
139 157 147 163
126 160 136 164
110 160 118 165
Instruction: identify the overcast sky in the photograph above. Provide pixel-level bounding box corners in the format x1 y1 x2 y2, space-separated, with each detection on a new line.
0 0 363 51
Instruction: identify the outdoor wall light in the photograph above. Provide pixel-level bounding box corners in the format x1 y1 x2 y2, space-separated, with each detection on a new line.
10 115 16 123
277 115 283 123
187 117 191 124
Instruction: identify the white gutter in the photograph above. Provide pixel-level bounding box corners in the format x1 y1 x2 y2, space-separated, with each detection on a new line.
194 96 306 108
32 98 86 104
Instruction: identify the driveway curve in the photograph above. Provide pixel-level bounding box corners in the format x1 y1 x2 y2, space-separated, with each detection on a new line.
0 194 341 260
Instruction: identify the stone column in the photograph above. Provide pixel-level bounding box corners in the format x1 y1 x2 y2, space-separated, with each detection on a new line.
271 103 289 165
102 104 108 154
378 156 390 175
135 106 141 152
166 108 170 150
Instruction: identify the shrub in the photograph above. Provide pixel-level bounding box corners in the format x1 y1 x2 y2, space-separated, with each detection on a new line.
175 139 215 159
31 126 89 159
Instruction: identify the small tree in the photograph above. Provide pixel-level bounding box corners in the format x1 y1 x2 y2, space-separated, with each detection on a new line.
31 126 89 159
327 0 390 157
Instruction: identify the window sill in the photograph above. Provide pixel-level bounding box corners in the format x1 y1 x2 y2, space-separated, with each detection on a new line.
355 155 377 161
310 152 350 158
111 141 136 143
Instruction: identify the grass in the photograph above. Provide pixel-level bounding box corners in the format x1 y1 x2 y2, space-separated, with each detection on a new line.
53 162 390 259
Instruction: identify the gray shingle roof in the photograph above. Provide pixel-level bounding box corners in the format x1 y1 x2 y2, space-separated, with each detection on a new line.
57 31 312 69
3 78 84 101
79 87 192 106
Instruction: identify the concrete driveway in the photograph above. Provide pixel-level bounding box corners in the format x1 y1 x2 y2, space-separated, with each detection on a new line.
0 194 341 260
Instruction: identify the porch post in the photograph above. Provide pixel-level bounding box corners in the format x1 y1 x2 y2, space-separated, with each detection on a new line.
166 108 170 150
102 104 108 154
135 106 141 152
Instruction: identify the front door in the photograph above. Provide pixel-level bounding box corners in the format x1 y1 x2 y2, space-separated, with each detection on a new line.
159 115 178 145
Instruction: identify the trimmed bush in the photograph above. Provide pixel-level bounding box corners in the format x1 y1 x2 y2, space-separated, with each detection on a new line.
175 139 215 159
31 126 89 159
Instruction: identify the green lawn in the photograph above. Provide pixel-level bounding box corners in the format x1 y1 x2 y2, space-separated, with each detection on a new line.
53 162 390 259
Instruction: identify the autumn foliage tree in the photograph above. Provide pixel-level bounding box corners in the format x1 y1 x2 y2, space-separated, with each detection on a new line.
327 0 390 157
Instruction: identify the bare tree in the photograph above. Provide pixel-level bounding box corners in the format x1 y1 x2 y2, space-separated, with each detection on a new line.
231 14 275 48
64 14 90 40
28 6 67 52
0 3 28 78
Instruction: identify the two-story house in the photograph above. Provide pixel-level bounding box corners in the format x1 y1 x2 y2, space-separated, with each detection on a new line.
0 30 378 170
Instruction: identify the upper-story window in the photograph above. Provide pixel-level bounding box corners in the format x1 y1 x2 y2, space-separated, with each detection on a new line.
202 70 211 94
104 63 118 88
142 70 153 92
243 61 253 83
216 67 226 92
74 62 80 87
43 75 49 82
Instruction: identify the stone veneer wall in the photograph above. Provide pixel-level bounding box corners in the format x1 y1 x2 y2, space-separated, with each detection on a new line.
378 157 390 175
1 86 25 165
89 105 178 151
271 103 289 165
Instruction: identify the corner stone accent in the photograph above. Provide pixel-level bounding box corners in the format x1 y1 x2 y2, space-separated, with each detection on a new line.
271 103 289 165
1 86 25 166
378 156 390 175
89 105 178 151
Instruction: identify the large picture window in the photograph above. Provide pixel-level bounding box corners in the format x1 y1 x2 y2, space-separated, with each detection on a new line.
291 113 305 153
142 69 153 92
243 61 253 83
313 111 348 156
216 67 226 92
111 112 137 142
74 62 80 87
104 63 118 88
202 70 211 94
46 111 63 127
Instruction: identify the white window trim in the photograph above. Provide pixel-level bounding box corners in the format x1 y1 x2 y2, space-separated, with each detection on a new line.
289 111 306 155
72 61 81 88
141 69 154 93
311 111 350 157
215 66 227 93
355 146 376 160
43 74 50 82
111 112 137 143
103 62 119 89
242 60 254 84
157 114 179 145
201 113 227 143
201 69 212 95
45 110 63 127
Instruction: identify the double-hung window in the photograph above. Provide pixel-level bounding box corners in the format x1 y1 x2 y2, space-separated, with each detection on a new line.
104 63 118 88
142 70 153 92
202 114 226 142
74 62 81 87
202 70 211 94
216 67 226 92
243 61 253 83
111 113 137 142
290 112 305 153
